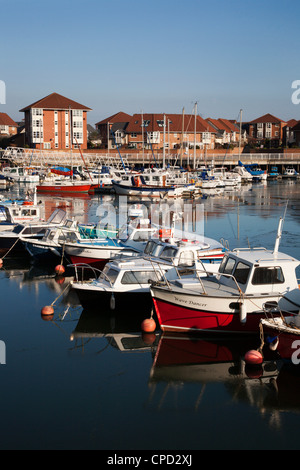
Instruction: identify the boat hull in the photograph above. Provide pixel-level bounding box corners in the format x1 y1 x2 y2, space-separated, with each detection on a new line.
37 183 92 193
151 286 285 334
112 182 176 198
261 317 300 361
23 241 62 261
0 234 45 256
72 286 152 311
65 244 124 270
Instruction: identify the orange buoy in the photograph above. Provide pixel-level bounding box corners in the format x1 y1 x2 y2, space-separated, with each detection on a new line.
245 365 263 379
55 265 65 275
41 305 54 316
141 318 156 333
142 332 156 345
244 349 263 365
0 259 3 268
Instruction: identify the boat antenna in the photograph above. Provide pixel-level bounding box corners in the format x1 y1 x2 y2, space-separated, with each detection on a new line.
273 200 288 255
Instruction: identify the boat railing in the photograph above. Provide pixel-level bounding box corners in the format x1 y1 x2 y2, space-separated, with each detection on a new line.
68 263 114 287
150 260 243 296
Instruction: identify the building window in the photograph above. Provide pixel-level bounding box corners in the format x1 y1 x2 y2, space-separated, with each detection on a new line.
73 132 83 139
73 110 83 117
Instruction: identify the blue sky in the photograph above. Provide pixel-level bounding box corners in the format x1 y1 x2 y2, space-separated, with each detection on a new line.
1 0 300 125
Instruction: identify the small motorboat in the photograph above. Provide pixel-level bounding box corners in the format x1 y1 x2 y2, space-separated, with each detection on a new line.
0 208 67 256
150 217 300 334
70 236 226 310
282 167 299 179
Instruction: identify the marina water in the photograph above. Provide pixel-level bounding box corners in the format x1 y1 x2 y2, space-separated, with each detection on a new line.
0 180 300 450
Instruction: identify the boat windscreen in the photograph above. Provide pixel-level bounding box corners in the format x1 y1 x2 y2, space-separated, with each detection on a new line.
46 209 67 224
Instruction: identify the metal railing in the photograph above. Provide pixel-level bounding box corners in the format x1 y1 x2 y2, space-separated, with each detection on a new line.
2 147 300 169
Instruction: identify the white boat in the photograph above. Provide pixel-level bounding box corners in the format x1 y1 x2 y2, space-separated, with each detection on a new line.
232 165 253 182
71 236 226 310
112 170 186 198
150 218 300 334
22 219 118 261
62 216 159 270
283 167 299 179
0 166 40 183
0 189 42 229
212 168 241 187
0 208 67 257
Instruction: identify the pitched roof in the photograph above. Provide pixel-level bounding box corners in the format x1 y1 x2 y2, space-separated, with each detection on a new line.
0 113 17 127
95 112 132 126
249 113 286 124
292 121 300 131
19 92 91 112
127 113 216 134
285 119 299 128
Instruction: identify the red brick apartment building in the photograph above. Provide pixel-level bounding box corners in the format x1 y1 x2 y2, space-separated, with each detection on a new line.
19 93 91 150
125 113 216 150
247 113 287 146
0 113 18 137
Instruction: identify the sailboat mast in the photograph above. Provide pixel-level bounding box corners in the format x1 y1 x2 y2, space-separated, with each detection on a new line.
193 102 197 169
238 109 243 159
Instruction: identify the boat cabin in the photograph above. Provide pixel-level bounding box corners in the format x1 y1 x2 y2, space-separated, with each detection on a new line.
216 248 300 295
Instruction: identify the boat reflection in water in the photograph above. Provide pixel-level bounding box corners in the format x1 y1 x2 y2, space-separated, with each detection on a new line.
148 333 300 423
69 308 160 354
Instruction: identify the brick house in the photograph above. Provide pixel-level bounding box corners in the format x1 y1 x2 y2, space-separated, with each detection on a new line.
19 92 91 150
126 113 216 150
206 118 243 146
0 113 18 137
95 112 132 149
247 113 287 147
292 121 300 147
283 119 299 147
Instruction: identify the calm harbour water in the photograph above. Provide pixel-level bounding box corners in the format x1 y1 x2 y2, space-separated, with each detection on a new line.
1 180 300 451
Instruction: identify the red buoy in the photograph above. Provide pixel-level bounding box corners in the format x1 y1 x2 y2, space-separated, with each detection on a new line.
0 259 3 268
41 305 54 316
244 349 263 365
55 265 65 275
141 318 156 333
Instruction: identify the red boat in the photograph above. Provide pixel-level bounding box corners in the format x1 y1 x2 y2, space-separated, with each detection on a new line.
150 239 300 334
37 181 92 193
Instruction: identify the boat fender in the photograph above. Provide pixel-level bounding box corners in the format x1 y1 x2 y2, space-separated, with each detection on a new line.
266 335 279 351
110 293 115 310
239 301 247 324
